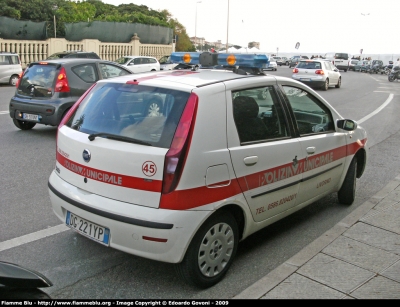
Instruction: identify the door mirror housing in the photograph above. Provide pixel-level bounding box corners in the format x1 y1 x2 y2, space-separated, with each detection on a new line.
337 119 357 131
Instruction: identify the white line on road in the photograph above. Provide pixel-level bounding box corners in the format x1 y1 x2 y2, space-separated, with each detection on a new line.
0 111 9 115
358 93 394 124
0 224 70 252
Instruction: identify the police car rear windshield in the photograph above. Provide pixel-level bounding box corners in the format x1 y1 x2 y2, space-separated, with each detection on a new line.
65 83 190 148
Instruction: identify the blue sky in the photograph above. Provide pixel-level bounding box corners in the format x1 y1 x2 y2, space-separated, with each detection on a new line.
103 0 399 55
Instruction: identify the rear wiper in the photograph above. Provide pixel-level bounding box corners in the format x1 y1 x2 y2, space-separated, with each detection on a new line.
88 133 152 146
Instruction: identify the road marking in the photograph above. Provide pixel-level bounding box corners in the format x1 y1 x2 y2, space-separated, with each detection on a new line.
0 111 9 115
358 93 394 124
0 224 70 252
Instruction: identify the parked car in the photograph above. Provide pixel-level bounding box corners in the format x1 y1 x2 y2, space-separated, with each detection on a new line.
288 55 309 68
46 51 100 60
292 59 341 90
281 56 288 65
271 56 283 66
324 52 351 72
264 57 277 71
114 56 160 73
355 60 370 72
348 59 359 71
0 51 23 86
9 58 133 130
48 52 367 288
366 60 384 74
159 55 178 70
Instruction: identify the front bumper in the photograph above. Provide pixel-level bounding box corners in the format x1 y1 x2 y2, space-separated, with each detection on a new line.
48 171 211 263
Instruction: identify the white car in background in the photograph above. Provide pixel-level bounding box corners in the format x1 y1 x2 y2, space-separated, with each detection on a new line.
114 56 160 73
159 55 178 70
264 56 277 71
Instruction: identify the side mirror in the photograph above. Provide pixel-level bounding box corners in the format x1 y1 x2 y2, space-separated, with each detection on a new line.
337 119 357 131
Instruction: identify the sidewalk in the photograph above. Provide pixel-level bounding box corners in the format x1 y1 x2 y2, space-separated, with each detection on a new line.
234 176 400 299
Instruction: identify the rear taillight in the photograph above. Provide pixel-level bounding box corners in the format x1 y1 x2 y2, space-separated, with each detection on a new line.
161 93 198 194
15 72 23 88
55 67 70 92
293 68 299 73
315 70 324 75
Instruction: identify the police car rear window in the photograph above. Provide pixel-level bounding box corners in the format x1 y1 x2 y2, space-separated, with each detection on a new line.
65 83 190 148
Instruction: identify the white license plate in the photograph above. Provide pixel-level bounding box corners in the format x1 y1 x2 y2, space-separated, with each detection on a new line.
66 211 110 245
300 78 311 81
22 113 39 121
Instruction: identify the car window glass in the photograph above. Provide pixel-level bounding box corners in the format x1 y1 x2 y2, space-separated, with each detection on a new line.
149 58 157 63
16 64 57 97
0 55 9 64
72 64 98 83
99 63 131 79
134 58 142 65
65 83 190 148
232 86 289 144
282 86 335 135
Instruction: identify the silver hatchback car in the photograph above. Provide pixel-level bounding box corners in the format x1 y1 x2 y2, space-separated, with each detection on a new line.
0 52 23 86
292 59 341 91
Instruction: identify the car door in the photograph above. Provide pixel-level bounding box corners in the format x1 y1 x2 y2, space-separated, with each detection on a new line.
324 61 339 85
227 84 304 222
281 85 347 205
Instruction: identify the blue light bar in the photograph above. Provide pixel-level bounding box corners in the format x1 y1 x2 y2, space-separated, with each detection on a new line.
170 52 269 69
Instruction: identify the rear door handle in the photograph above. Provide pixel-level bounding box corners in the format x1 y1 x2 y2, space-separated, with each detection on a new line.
306 147 316 154
244 156 258 166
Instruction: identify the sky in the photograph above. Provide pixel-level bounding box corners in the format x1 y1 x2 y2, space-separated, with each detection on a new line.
102 0 400 56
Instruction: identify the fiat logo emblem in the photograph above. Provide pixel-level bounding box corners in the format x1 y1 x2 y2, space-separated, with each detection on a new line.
82 149 91 163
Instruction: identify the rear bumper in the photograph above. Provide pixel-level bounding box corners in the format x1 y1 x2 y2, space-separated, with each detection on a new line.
9 96 74 126
48 171 211 263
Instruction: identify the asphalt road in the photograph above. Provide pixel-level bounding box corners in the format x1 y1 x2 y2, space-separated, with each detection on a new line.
1 68 400 299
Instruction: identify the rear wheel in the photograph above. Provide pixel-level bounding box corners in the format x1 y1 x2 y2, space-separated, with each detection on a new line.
175 211 238 288
389 75 395 82
13 119 36 130
335 77 341 88
322 78 329 91
9 75 19 86
338 158 357 205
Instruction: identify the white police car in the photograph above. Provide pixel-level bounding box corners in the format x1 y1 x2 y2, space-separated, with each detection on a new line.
48 52 368 288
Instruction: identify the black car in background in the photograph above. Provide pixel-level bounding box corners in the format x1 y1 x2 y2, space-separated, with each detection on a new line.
9 58 132 130
46 51 100 60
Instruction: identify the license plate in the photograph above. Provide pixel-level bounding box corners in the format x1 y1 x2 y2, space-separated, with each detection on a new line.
22 113 40 121
300 78 311 81
66 211 110 245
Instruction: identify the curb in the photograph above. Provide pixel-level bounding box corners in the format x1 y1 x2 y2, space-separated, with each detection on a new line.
233 175 400 299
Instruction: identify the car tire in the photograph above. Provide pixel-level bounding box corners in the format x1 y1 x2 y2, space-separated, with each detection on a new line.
9 75 19 86
338 158 357 205
389 75 395 82
175 210 238 288
335 77 341 88
13 119 36 130
146 98 163 117
322 79 329 91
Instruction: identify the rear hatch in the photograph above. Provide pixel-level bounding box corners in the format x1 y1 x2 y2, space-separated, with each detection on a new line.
56 81 191 209
294 61 323 80
16 63 59 98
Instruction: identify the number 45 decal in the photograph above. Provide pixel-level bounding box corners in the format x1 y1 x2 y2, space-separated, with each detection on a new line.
142 161 157 177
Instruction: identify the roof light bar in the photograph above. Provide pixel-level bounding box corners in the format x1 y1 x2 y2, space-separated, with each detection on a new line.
170 52 269 69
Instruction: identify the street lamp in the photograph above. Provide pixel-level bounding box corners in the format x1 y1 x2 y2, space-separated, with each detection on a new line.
195 1 202 51
52 5 58 38
226 0 230 53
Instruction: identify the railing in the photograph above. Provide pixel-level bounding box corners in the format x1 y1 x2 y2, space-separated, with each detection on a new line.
0 37 174 68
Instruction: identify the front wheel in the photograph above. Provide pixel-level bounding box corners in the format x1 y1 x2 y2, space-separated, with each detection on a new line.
175 211 238 288
338 158 357 205
389 75 395 82
13 119 36 130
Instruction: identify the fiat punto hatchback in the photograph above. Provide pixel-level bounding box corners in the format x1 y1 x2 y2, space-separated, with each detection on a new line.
48 52 368 288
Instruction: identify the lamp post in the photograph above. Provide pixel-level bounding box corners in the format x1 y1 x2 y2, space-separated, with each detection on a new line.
52 5 58 38
226 0 230 53
195 1 202 51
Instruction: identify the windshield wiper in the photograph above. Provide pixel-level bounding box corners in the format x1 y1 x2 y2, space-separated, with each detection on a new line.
88 133 152 146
